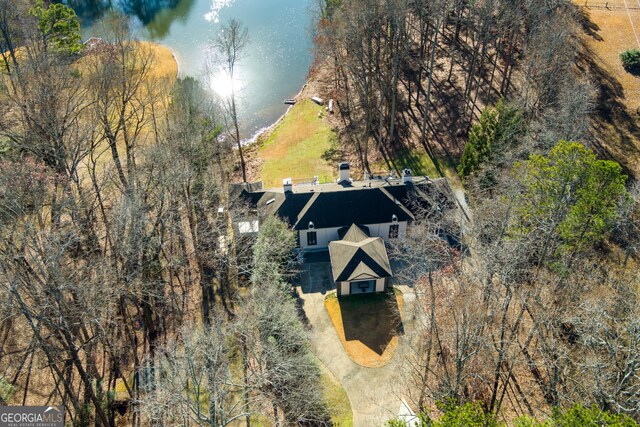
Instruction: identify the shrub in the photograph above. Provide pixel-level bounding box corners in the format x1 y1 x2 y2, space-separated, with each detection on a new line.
620 49 640 74
0 376 16 403
458 100 525 178
515 404 638 426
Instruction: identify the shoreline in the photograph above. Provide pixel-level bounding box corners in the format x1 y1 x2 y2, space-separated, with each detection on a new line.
169 47 180 78
241 82 308 148
142 39 316 157
162 38 309 150
148 40 180 78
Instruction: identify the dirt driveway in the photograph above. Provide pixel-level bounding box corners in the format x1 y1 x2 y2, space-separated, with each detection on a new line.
294 253 417 426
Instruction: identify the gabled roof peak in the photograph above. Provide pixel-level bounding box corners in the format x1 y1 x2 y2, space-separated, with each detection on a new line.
329 224 393 282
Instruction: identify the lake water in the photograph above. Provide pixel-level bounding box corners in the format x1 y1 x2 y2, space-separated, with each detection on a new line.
65 0 316 140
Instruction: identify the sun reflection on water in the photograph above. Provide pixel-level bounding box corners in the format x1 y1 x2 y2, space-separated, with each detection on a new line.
209 68 238 98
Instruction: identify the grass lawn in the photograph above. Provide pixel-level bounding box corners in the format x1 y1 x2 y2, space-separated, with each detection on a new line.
579 1 640 112
74 41 178 179
257 98 338 188
75 41 178 80
370 144 463 189
320 365 353 426
324 288 404 368
142 41 179 79
246 357 352 426
372 146 440 178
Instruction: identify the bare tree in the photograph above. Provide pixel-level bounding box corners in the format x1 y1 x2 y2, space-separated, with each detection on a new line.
240 217 329 426
211 19 249 182
140 320 251 426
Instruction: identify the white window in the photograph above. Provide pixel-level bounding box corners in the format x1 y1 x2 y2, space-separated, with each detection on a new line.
307 231 317 246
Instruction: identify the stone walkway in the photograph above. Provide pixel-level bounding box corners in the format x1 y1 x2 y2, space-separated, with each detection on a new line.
295 256 416 426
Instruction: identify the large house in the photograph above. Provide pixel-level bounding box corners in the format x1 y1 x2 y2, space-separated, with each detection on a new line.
235 163 453 247
234 163 455 295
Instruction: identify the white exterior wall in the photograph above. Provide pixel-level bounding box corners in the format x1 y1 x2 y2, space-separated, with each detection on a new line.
299 227 341 249
298 221 407 249
339 279 386 295
340 282 349 295
364 221 407 242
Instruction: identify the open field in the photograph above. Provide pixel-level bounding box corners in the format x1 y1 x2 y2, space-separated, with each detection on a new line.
74 41 178 179
580 0 640 112
75 40 178 80
576 1 640 176
253 99 338 188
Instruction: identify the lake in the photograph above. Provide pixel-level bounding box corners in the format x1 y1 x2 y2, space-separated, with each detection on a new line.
65 0 317 140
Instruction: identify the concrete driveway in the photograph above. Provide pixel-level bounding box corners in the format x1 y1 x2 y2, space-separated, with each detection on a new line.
294 251 416 426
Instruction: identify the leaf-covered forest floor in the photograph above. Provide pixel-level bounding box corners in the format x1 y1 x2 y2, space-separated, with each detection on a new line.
576 1 640 177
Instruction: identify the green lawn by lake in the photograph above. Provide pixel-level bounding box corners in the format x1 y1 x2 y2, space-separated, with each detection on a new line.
257 99 337 188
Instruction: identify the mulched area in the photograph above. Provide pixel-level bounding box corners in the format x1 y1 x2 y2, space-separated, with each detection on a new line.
324 289 404 368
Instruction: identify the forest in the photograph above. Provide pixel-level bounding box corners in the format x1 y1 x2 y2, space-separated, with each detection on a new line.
0 0 639 425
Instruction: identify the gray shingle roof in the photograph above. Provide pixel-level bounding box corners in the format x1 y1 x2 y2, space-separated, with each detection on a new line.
329 224 392 282
338 223 370 240
257 192 314 226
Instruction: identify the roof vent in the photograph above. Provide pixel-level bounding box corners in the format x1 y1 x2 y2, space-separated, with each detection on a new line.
308 221 315 230
392 214 398 223
283 177 293 193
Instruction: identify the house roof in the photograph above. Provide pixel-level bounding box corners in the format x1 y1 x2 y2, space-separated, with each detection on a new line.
255 192 315 226
329 224 392 282
294 188 413 230
230 181 266 207
384 179 456 216
235 176 455 230
338 223 370 240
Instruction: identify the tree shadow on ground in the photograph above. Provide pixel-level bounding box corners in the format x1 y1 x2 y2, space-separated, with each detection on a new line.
573 8 640 180
396 28 506 176
338 291 403 356
574 6 604 41
293 290 311 328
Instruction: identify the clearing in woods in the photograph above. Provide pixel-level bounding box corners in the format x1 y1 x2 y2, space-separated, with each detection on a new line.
577 0 640 176
253 98 337 188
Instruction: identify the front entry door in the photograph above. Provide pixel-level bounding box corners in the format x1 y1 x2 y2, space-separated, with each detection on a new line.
350 280 375 294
